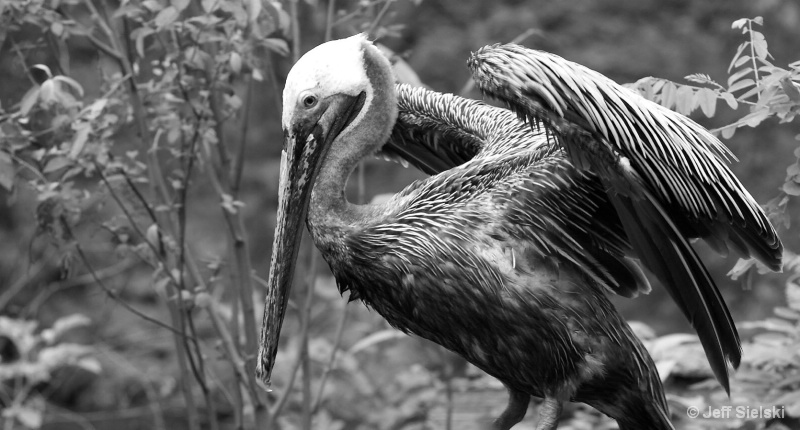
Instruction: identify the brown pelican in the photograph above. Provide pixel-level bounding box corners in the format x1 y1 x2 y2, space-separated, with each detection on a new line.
256 34 782 430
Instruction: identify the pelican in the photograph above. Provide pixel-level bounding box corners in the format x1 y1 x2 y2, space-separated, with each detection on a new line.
256 34 782 430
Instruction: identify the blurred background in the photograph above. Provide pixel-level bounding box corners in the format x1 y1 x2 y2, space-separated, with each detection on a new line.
0 0 799 429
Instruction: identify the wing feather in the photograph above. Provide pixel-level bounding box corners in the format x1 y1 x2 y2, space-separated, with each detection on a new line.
468 44 782 272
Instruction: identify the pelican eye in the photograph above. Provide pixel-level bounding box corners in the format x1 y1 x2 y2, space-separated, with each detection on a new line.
300 93 318 108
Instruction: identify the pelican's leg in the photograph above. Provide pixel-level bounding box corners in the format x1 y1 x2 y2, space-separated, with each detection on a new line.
534 397 563 430
492 386 529 430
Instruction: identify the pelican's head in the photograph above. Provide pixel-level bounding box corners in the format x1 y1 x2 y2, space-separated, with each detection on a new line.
257 34 395 386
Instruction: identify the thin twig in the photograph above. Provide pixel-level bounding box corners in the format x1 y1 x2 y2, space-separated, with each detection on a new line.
232 74 254 196
301 250 317 430
206 300 261 423
164 300 202 430
25 258 137 316
0 259 46 311
325 0 336 42
9 38 34 85
311 306 348 413
330 0 387 28
747 20 761 99
68 237 193 340
366 0 394 39
290 0 301 63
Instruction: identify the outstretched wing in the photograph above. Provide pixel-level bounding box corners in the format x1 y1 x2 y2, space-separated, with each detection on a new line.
467 43 784 393
467 44 782 268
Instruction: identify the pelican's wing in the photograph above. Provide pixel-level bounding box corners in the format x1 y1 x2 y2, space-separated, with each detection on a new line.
491 153 654 299
380 84 555 174
467 43 787 393
363 149 653 300
467 44 782 269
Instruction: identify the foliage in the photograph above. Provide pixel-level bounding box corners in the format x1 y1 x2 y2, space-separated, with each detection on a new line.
1 0 295 428
0 314 98 429
630 16 800 430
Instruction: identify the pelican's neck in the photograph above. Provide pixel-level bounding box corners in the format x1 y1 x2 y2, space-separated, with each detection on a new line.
308 42 397 234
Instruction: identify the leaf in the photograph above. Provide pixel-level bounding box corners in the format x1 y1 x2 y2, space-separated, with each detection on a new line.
113 3 146 18
154 6 180 28
41 314 91 343
675 85 695 115
787 281 800 311
738 82 764 101
69 123 91 159
171 0 190 11
774 307 800 320
740 318 797 333
221 193 244 214
728 258 756 280
754 40 770 61
43 156 72 173
263 38 289 56
76 357 102 374
0 151 14 191
751 32 771 60
731 18 748 30
728 42 748 72
82 98 108 121
721 92 738 109
229 52 242 74
728 78 755 93
19 86 40 116
142 0 163 11
780 77 800 102
648 78 666 95
789 162 800 176
698 88 717 117
661 82 677 109
201 0 219 13
720 125 736 139
12 404 43 429
783 179 800 196
183 46 212 70
685 73 715 85
51 21 64 37
727 67 753 87
131 27 155 57
733 54 751 68
246 0 262 22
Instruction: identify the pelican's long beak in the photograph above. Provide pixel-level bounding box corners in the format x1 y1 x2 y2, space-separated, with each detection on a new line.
256 92 366 386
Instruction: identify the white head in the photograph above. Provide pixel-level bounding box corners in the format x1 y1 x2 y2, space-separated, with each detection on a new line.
282 33 373 129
